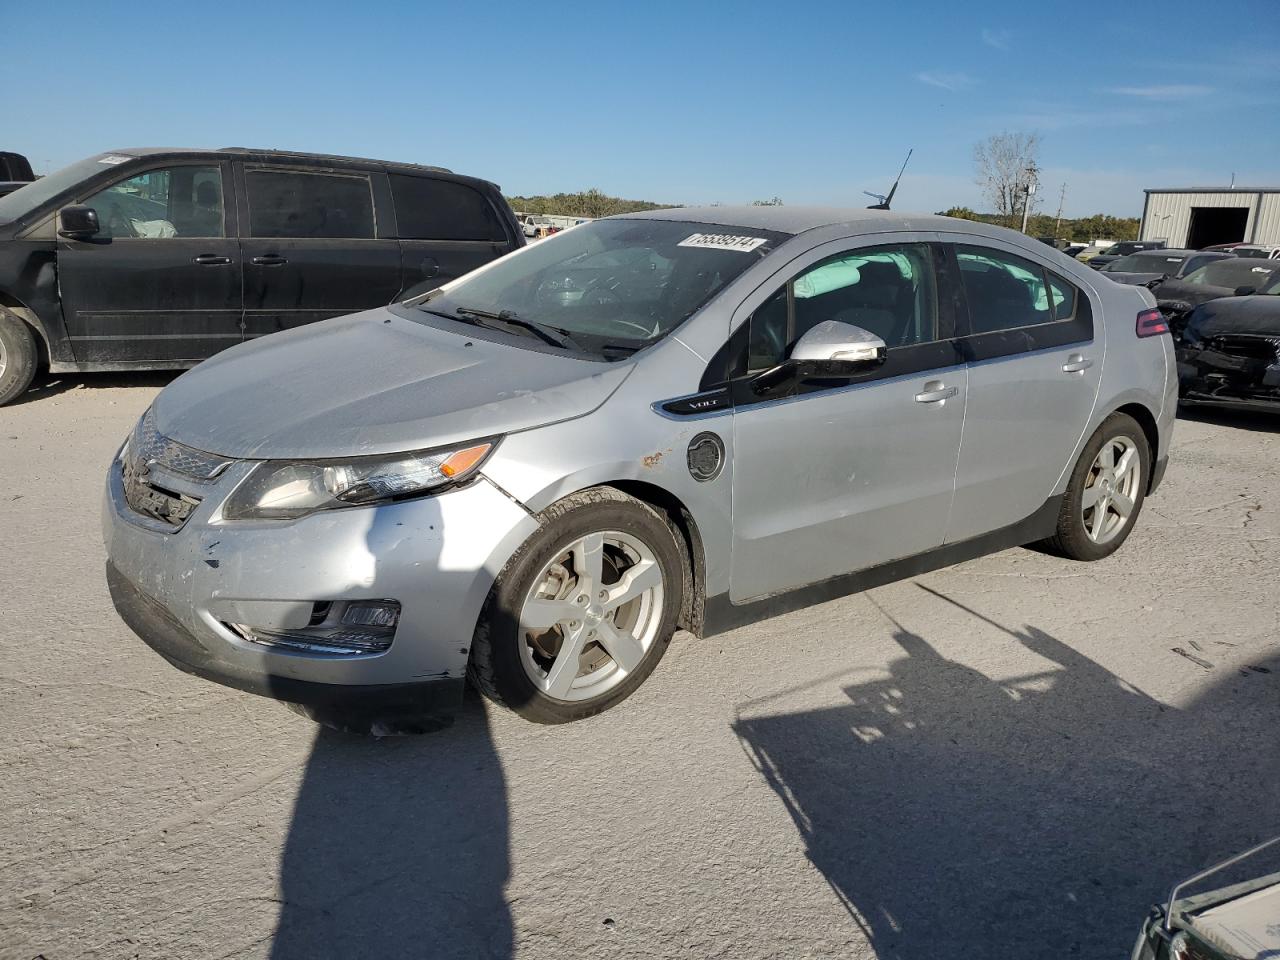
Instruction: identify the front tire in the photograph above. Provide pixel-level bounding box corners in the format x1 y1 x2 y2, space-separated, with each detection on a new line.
469 487 684 724
1045 412 1150 561
0 309 38 406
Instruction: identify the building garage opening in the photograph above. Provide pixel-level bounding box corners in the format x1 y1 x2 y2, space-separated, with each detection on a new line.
1187 207 1248 249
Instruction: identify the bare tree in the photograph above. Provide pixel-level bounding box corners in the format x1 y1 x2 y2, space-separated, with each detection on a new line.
973 132 1041 229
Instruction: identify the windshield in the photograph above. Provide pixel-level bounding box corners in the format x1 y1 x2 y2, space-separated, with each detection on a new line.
1104 252 1186 273
1183 258 1280 291
0 154 132 224
414 219 788 357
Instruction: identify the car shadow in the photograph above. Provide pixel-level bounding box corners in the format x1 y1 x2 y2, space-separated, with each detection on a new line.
269 695 512 959
12 369 182 405
734 583 1279 959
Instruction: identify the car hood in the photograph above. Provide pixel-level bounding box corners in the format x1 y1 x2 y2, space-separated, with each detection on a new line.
1184 295 1280 341
152 306 633 460
1152 278 1239 309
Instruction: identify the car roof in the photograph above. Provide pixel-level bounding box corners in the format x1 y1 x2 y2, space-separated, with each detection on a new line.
612 204 1032 241
97 147 494 184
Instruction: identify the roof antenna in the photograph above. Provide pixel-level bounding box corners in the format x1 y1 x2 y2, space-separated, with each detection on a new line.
864 148 913 210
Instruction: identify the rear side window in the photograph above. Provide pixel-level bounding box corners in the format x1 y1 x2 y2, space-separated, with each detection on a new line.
245 169 375 239
957 246 1070 333
390 174 507 242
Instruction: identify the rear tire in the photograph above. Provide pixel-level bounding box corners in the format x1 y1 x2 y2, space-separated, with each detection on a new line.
469 487 684 724
0 309 38 406
1044 412 1150 561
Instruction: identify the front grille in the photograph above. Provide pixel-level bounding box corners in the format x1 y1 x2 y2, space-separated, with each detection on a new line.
120 410 236 530
129 409 234 481
1207 335 1280 363
121 462 200 529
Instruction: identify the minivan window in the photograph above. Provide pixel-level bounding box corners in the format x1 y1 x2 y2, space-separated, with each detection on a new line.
415 219 787 356
82 165 224 239
0 154 133 225
390 174 507 242
245 169 375 239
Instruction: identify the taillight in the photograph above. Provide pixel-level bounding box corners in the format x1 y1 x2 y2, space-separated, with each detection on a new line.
1136 308 1169 338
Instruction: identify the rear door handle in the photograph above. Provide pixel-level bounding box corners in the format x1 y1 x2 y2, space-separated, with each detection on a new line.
251 254 288 266
915 380 958 403
1062 354 1094 374
193 254 233 265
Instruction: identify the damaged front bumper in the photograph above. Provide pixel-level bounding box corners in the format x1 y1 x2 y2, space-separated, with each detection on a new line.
102 455 538 716
1177 337 1280 411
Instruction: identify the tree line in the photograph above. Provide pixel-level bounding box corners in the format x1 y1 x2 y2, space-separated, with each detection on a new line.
937 207 1140 242
506 189 676 218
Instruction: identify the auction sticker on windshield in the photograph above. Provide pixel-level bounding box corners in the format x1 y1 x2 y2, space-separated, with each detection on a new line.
678 233 768 252
98 155 133 165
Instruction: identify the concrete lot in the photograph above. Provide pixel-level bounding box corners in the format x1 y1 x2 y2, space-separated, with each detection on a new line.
1 373 1277 960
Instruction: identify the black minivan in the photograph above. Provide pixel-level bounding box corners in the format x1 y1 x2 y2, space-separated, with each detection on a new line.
0 148 524 404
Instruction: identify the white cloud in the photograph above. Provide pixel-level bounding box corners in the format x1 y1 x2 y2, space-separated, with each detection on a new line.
981 28 1011 51
915 71 978 92
1104 84 1213 100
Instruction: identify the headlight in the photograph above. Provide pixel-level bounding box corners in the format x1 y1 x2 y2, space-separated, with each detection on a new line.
222 440 496 520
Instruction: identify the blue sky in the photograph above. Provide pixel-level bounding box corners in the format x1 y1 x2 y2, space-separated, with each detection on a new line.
5 0 1278 217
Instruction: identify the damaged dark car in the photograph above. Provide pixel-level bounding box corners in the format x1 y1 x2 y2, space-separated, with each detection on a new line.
1176 295 1280 411
1154 257 1280 334
1096 248 1231 287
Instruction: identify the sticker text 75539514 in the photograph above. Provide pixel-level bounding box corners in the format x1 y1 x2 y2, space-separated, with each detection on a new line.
677 233 768 253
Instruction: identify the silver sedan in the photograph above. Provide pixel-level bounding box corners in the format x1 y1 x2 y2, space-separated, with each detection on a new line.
103 207 1176 728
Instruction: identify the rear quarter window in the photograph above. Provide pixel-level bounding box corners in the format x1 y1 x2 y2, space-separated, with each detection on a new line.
390 174 508 242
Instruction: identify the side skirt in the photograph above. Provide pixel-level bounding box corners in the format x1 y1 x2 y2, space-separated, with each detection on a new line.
47 359 202 374
702 495 1063 637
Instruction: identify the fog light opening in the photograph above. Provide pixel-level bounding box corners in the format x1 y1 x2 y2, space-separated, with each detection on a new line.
228 599 400 656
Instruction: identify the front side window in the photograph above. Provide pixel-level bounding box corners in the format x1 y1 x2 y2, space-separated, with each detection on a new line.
412 219 787 358
746 244 938 371
245 169 375 239
390 174 506 242
82 164 224 239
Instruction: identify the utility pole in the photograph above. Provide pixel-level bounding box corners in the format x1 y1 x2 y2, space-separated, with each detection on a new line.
1020 162 1039 234
1053 183 1066 239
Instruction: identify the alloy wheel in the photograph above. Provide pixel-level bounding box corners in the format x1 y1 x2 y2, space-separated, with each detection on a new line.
1082 436 1141 545
518 530 665 702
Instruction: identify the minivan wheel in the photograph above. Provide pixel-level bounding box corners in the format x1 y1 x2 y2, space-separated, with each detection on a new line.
0 309 38 406
469 487 683 724
1044 412 1150 561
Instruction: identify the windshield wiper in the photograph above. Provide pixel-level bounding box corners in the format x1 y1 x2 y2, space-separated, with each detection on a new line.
452 306 580 350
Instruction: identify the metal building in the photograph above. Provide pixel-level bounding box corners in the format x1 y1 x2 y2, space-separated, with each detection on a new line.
1139 187 1280 248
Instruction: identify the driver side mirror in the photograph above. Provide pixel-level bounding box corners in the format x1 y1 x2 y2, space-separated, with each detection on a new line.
1233 285 1257 297
58 205 101 241
752 320 887 394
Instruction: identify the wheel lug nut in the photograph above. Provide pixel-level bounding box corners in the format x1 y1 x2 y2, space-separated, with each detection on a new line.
587 629 596 638
576 595 587 605
598 590 608 601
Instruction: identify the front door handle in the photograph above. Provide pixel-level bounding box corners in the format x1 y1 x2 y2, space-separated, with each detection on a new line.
1062 354 1094 374
251 254 288 266
915 380 958 403
193 254 233 265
